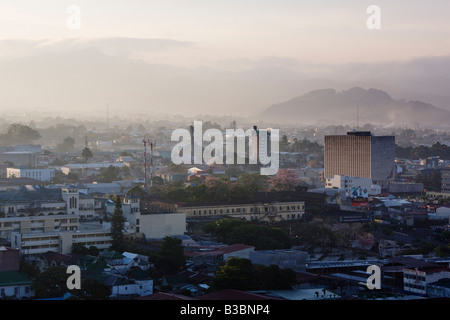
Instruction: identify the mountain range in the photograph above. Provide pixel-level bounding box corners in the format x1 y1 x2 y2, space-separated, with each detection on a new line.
258 87 450 128
0 47 449 128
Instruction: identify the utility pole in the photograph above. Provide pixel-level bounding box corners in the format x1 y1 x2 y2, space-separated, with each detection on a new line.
142 138 155 189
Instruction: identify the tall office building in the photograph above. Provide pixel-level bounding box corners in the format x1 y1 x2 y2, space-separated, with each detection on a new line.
440 168 450 193
324 131 395 187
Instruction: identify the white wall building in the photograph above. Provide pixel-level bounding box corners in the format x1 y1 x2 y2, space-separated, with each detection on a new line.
428 206 450 223
403 267 450 296
7 167 55 182
0 271 34 299
60 162 125 177
325 175 381 198
135 212 186 239
11 227 112 256
109 277 153 298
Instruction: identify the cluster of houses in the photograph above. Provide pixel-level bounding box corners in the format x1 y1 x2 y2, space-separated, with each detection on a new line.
0 245 153 299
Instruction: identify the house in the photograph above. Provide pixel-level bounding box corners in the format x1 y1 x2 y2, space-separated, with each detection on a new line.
184 244 255 267
106 274 153 298
249 249 308 272
7 167 55 182
0 271 34 299
161 270 212 293
122 252 150 271
101 250 124 272
101 251 150 275
0 246 20 272
34 251 81 271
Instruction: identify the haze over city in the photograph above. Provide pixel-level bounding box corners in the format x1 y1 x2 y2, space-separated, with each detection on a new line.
0 0 450 307
0 0 449 124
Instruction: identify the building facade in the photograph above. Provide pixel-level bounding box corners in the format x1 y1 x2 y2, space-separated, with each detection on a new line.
440 168 450 193
6 168 55 182
403 267 450 296
11 228 112 257
325 174 381 197
324 131 395 187
180 201 305 222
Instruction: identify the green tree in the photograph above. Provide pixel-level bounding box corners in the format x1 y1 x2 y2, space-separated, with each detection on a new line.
212 258 297 291
238 173 268 192
32 266 68 298
99 165 120 183
212 258 258 291
291 222 338 248
72 243 100 256
56 137 76 152
110 197 126 252
415 169 441 192
154 236 186 274
81 147 93 162
203 218 291 250
254 264 297 290
70 278 111 300
4 123 41 144
280 134 290 152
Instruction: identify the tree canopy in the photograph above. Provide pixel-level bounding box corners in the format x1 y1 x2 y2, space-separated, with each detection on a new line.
212 258 297 291
203 219 291 250
0 123 41 145
152 236 186 275
110 197 126 252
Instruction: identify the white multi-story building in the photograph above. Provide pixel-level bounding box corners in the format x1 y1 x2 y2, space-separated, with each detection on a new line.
11 227 112 256
325 174 381 198
0 185 108 243
7 167 55 182
403 267 450 296
0 214 80 240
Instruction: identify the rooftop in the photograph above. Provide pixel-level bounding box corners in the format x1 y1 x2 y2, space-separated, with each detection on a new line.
199 289 285 300
0 271 32 286
0 185 63 203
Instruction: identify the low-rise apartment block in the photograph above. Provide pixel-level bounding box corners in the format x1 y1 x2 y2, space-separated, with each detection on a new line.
182 201 305 222
403 267 450 296
6 167 55 182
11 227 112 257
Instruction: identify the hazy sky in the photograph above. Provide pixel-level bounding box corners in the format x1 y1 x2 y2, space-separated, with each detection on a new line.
0 0 449 67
